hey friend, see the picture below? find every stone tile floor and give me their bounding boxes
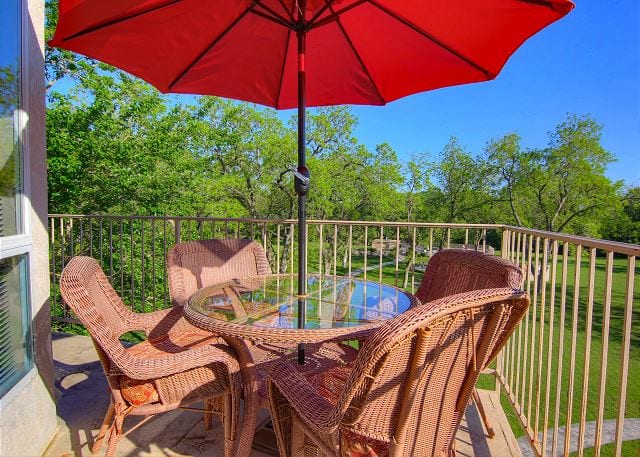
[43,333,521,457]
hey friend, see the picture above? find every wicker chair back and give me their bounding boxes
[167,238,271,308]
[415,249,522,305]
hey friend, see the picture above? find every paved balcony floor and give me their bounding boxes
[43,333,522,457]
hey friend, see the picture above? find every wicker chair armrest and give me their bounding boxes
[118,342,239,380]
[125,308,175,334]
[267,362,340,434]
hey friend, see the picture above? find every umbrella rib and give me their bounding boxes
[251,9,295,30]
[275,29,292,109]
[168,5,255,91]
[368,0,495,79]
[60,0,183,43]
[308,0,337,26]
[328,3,385,105]
[276,0,296,22]
[252,1,295,29]
[309,0,368,30]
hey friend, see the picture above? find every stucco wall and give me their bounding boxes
[0,0,57,455]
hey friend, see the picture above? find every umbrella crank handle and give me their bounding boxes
[292,166,310,196]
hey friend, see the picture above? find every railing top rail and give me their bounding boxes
[47,214,503,229]
[505,226,640,256]
[47,215,640,256]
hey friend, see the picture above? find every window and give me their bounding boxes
[0,0,32,398]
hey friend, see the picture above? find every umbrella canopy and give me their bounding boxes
[50,0,573,364]
[50,0,573,109]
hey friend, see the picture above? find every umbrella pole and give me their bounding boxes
[295,30,309,365]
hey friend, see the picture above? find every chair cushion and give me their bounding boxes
[340,430,389,457]
[120,378,160,406]
[309,364,390,457]
[119,329,225,406]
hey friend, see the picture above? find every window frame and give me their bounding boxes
[0,0,35,400]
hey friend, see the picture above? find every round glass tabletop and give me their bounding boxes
[187,274,414,330]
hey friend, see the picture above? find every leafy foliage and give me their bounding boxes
[44,0,633,243]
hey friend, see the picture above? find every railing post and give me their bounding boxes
[174,218,181,245]
[501,228,510,259]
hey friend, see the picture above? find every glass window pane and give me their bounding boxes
[0,255,32,398]
[0,0,22,237]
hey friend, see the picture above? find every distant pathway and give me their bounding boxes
[518,419,640,456]
[349,260,396,277]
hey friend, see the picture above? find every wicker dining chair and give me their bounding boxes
[167,238,358,408]
[167,238,271,308]
[59,256,241,457]
[413,248,523,437]
[267,288,529,457]
[415,248,522,305]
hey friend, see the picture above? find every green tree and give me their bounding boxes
[602,187,640,244]
[486,114,621,235]
[427,137,495,224]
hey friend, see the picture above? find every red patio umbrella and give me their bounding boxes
[50,0,573,363]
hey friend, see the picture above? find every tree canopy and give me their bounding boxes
[44,0,635,244]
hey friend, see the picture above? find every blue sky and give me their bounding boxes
[280,0,640,187]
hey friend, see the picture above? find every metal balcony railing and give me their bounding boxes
[48,214,639,457]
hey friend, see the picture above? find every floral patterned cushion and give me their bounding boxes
[120,377,159,406]
[309,365,390,457]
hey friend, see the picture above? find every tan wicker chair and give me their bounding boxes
[167,238,271,308]
[415,248,522,305]
[413,248,523,437]
[59,256,241,457]
[267,288,529,457]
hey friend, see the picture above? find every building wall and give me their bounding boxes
[0,0,57,455]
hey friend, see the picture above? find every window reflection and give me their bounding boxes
[0,0,22,237]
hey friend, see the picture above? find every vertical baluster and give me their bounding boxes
[482,228,486,253]
[120,218,124,296]
[564,244,582,457]
[429,228,433,256]
[163,219,168,308]
[130,218,135,310]
[363,226,368,281]
[277,224,281,273]
[411,227,416,293]
[576,247,597,456]
[527,237,540,426]
[395,226,400,286]
[290,222,295,274]
[152,218,156,311]
[99,218,103,266]
[50,219,57,315]
[348,225,353,277]
[542,239,558,456]
[318,224,323,275]
[614,255,635,457]
[520,235,534,414]
[141,219,145,312]
[551,241,569,457]
[593,250,612,457]
[379,226,384,283]
[108,219,113,280]
[333,224,338,276]
[534,238,549,445]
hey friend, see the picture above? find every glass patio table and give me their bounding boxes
[183,274,418,457]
